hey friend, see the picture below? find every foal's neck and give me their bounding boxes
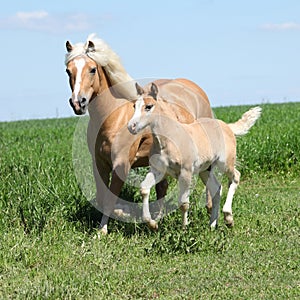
[150,102,178,151]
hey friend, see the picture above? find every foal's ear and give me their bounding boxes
[66,41,73,53]
[149,83,158,100]
[135,82,144,96]
[87,41,96,53]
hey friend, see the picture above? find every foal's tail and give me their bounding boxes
[228,106,262,136]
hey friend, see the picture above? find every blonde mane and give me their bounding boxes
[65,34,137,99]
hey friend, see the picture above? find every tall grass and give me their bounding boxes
[214,103,300,176]
[0,103,299,299]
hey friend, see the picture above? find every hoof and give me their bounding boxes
[113,208,131,219]
[223,212,234,227]
[210,220,218,230]
[180,202,189,212]
[94,226,108,238]
[148,219,158,231]
[113,208,125,217]
[182,223,189,231]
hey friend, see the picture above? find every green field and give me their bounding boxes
[0,103,299,299]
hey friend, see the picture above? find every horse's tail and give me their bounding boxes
[228,106,262,136]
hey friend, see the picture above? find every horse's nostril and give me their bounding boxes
[81,98,87,104]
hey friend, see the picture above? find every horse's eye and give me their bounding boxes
[66,69,71,76]
[145,105,153,111]
[133,104,136,109]
[90,67,97,74]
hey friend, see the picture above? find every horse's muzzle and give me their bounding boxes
[127,122,138,135]
[69,98,87,115]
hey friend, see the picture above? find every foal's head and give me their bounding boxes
[127,83,159,135]
[65,41,102,115]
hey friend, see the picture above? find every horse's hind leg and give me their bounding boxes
[206,187,213,215]
[205,171,222,229]
[200,171,222,218]
[178,172,193,229]
[222,168,240,227]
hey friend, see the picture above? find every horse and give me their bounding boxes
[65,34,214,234]
[128,83,261,229]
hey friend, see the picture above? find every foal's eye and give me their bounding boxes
[133,104,136,109]
[90,67,97,74]
[145,105,153,111]
[66,69,71,76]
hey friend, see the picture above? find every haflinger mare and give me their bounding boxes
[65,34,216,235]
[128,83,261,230]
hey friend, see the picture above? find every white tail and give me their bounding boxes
[228,106,262,136]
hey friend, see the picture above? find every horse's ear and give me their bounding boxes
[135,82,144,96]
[66,41,73,53]
[149,83,158,100]
[87,41,96,52]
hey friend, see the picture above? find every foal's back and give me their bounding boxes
[183,118,236,170]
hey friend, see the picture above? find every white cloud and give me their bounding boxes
[0,11,92,33]
[261,22,300,31]
[16,11,49,21]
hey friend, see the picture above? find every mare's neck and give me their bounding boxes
[88,65,128,122]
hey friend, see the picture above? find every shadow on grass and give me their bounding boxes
[68,186,151,237]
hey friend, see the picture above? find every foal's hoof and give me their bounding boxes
[224,212,234,227]
[210,220,218,230]
[148,220,158,231]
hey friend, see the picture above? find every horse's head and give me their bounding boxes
[128,82,159,135]
[65,41,101,115]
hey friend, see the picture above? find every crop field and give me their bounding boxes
[0,103,299,299]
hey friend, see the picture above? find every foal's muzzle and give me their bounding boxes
[127,121,138,135]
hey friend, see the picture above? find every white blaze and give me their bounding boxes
[73,58,86,102]
[128,96,145,134]
[132,96,144,121]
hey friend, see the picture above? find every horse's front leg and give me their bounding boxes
[141,168,164,230]
[99,164,129,235]
[92,161,111,235]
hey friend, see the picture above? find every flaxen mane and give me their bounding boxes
[65,34,136,99]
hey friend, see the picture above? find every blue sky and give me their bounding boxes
[0,0,299,121]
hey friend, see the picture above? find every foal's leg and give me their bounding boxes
[140,168,165,230]
[199,171,211,213]
[222,168,240,227]
[200,171,221,217]
[155,179,168,221]
[206,187,213,215]
[205,171,222,228]
[178,172,192,229]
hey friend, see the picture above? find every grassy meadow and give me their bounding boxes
[0,103,299,299]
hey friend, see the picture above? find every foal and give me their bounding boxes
[128,83,261,229]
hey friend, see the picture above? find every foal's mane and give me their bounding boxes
[65,34,136,98]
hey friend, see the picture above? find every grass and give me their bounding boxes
[0,103,299,299]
